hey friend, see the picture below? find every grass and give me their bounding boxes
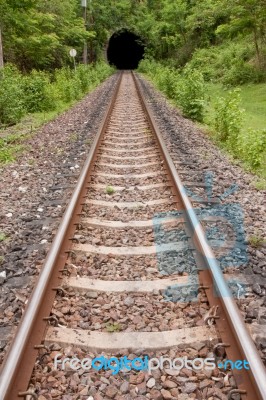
[0,104,73,165]
[0,65,113,165]
[252,178,266,190]
[0,134,26,164]
[205,83,266,130]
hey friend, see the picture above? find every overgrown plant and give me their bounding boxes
[214,90,243,142]
[175,68,205,122]
[238,128,266,169]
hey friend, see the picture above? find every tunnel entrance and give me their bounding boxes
[107,29,144,70]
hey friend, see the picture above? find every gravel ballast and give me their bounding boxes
[136,73,266,363]
[0,70,265,373]
[0,73,119,364]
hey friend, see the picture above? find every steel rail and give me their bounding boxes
[133,71,266,400]
[0,72,123,400]
[1,70,265,399]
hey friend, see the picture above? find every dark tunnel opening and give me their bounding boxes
[107,29,145,70]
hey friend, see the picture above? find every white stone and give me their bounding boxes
[18,186,27,193]
[147,378,156,388]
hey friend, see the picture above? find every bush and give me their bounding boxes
[222,61,264,86]
[22,70,55,112]
[186,39,264,85]
[238,128,266,168]
[0,62,113,127]
[0,65,26,125]
[139,59,205,122]
[214,89,243,142]
[175,68,205,122]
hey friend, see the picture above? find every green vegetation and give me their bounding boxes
[0,232,7,242]
[0,0,265,174]
[0,62,113,164]
[106,322,121,332]
[206,83,266,131]
[0,62,113,127]
[248,234,266,248]
[0,133,25,163]
[139,60,205,122]
[252,178,266,190]
[139,59,265,175]
[106,185,115,195]
[137,0,266,178]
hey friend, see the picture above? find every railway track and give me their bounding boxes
[0,71,266,399]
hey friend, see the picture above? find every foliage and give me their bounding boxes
[0,133,24,163]
[0,0,265,85]
[0,65,26,125]
[22,70,55,113]
[238,128,266,168]
[0,0,92,70]
[106,322,121,332]
[186,40,265,85]
[140,59,265,173]
[212,89,265,170]
[214,90,243,142]
[175,68,205,121]
[0,232,7,242]
[139,59,205,122]
[0,62,113,127]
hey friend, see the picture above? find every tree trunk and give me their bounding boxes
[0,27,4,69]
[83,6,88,64]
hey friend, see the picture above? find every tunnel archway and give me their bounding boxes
[107,29,145,70]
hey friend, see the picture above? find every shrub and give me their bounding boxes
[175,68,205,122]
[214,89,243,142]
[186,39,264,85]
[222,61,264,86]
[0,65,26,126]
[54,67,79,103]
[139,60,205,122]
[0,62,113,127]
[238,128,266,168]
[22,70,55,112]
